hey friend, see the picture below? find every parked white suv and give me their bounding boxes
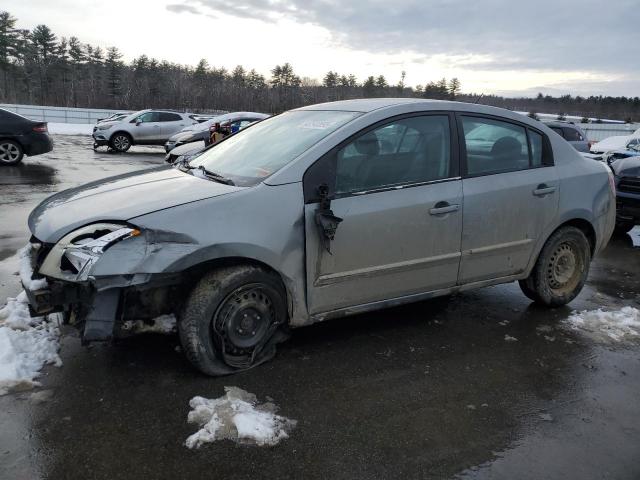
[92,109,198,152]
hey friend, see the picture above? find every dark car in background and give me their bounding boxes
[610,156,640,233]
[545,121,590,152]
[0,108,53,166]
[164,112,269,152]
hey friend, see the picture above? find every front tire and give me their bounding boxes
[109,133,132,152]
[179,265,288,376]
[0,140,24,165]
[519,226,591,307]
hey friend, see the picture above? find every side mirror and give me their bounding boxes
[135,119,142,126]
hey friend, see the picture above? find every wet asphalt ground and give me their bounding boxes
[1,135,640,480]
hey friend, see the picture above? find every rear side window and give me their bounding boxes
[562,127,583,142]
[335,115,452,194]
[529,130,543,167]
[461,116,529,175]
[159,112,182,122]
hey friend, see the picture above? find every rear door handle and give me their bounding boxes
[533,184,556,197]
[429,202,460,215]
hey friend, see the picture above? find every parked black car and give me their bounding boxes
[0,108,53,166]
[611,156,640,233]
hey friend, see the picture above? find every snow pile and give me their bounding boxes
[565,307,640,342]
[18,244,47,291]
[185,387,296,448]
[0,291,62,395]
[47,123,93,136]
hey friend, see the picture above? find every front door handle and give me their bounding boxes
[429,201,460,216]
[533,184,556,197]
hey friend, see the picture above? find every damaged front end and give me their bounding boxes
[22,223,185,343]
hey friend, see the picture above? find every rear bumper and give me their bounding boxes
[20,132,53,157]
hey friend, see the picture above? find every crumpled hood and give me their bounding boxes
[612,156,640,177]
[28,166,242,242]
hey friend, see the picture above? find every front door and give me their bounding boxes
[304,113,463,315]
[133,111,162,141]
[457,114,559,284]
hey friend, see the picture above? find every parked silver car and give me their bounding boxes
[92,109,198,152]
[24,99,615,376]
[164,112,270,152]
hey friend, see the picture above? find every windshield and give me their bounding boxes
[189,110,361,186]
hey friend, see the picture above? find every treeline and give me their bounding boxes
[1,10,639,121]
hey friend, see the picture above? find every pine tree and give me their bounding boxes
[0,11,22,99]
[323,70,338,88]
[362,76,376,97]
[104,46,123,107]
[448,77,461,99]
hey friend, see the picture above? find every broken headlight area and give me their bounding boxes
[38,223,142,282]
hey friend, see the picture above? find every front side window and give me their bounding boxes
[335,115,452,194]
[136,112,160,123]
[461,116,529,175]
[189,110,361,186]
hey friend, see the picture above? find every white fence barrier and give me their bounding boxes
[579,123,640,142]
[0,103,129,124]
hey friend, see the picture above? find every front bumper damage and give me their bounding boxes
[22,241,182,343]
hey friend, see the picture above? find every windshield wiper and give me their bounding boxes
[194,165,235,185]
[175,159,235,185]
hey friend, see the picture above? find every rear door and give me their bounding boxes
[159,112,188,138]
[304,113,463,315]
[457,114,559,284]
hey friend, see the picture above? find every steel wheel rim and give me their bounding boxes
[113,135,129,150]
[547,242,581,292]
[212,283,279,368]
[0,143,20,163]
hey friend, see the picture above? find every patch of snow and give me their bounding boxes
[504,335,518,342]
[0,291,62,396]
[590,135,633,153]
[565,307,640,343]
[47,122,93,135]
[185,387,296,448]
[18,244,47,291]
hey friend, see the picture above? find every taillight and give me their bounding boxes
[32,124,48,133]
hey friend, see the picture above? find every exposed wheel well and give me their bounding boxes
[180,257,291,314]
[0,137,23,148]
[556,218,596,256]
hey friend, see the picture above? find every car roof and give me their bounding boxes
[295,98,544,127]
[296,98,446,113]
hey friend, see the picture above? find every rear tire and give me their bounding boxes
[0,140,24,165]
[519,226,591,307]
[178,265,288,376]
[109,132,132,152]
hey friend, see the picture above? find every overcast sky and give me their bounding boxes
[6,0,640,96]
